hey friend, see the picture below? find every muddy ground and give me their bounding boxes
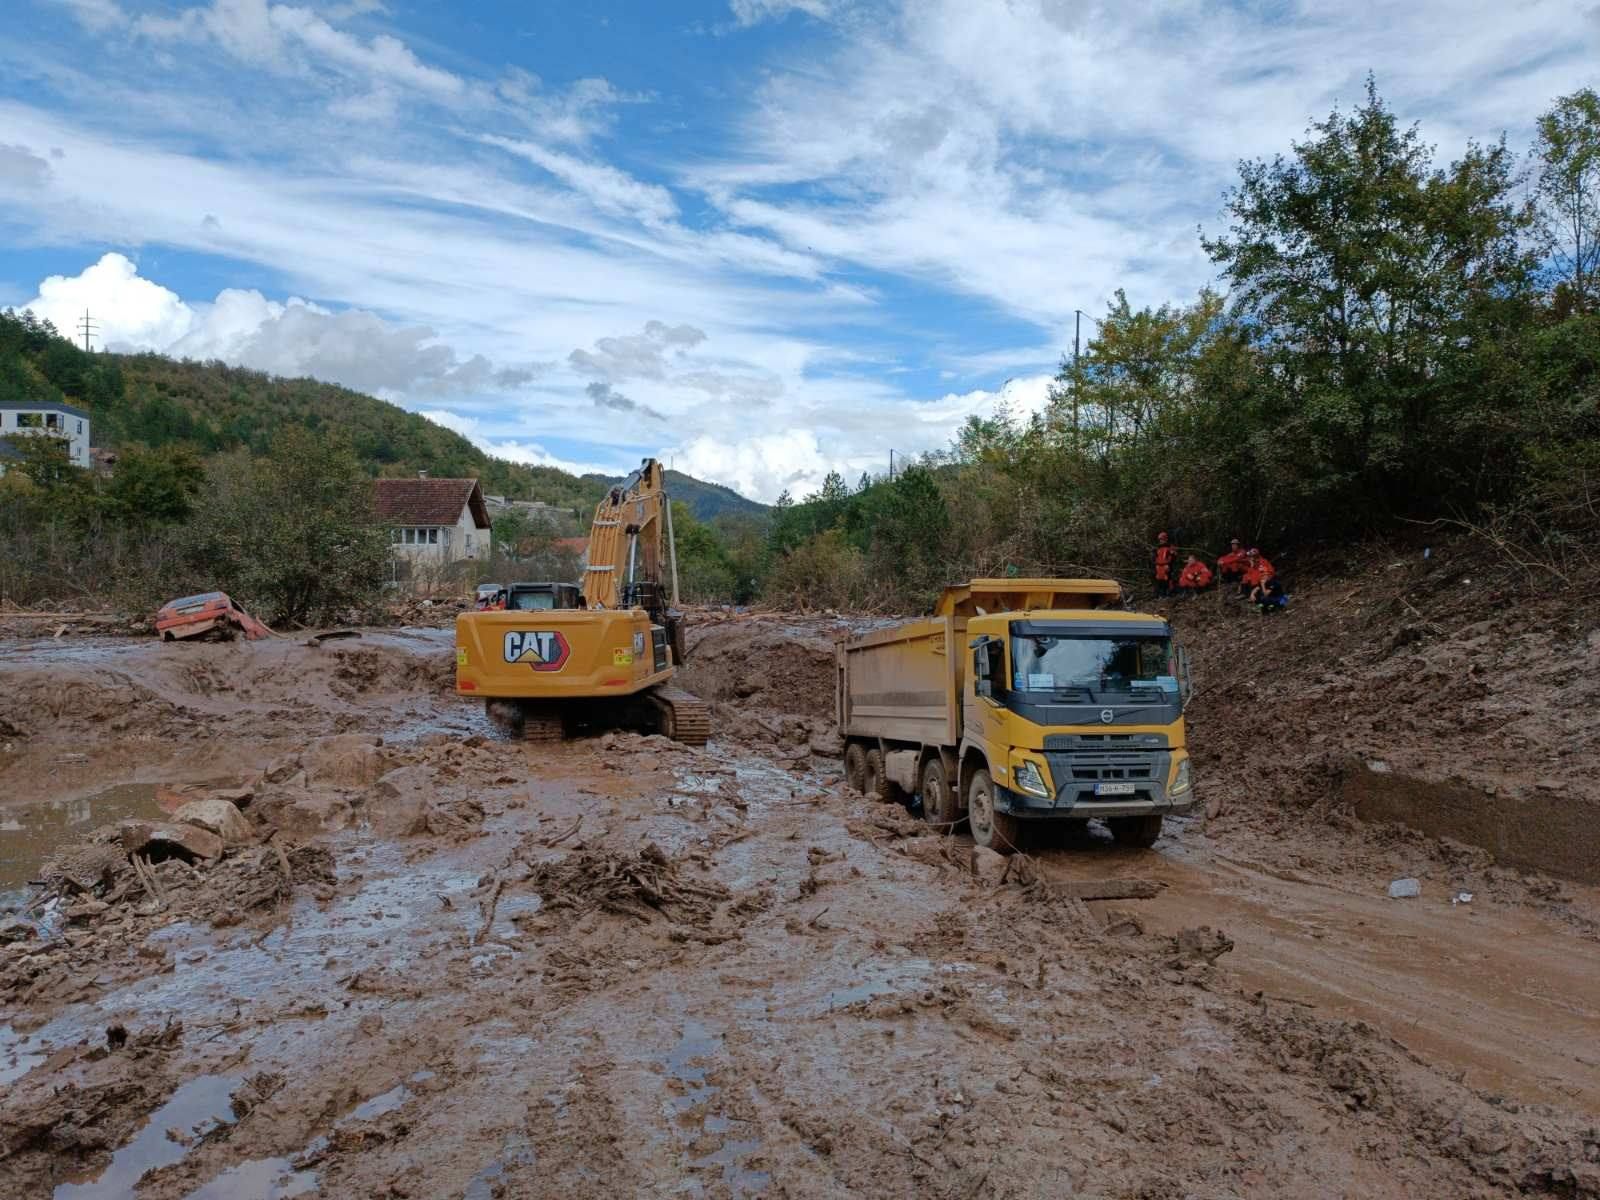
[2,560,1599,1199]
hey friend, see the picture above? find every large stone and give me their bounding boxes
[120,818,224,863]
[252,788,355,838]
[366,765,433,837]
[172,798,255,847]
[303,735,386,788]
[969,846,1011,887]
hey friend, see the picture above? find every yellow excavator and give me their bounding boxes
[454,458,709,744]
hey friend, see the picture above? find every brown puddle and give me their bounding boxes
[0,783,169,895]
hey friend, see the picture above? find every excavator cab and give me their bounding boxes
[505,583,582,612]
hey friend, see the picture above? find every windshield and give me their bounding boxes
[1010,631,1177,701]
[508,591,556,611]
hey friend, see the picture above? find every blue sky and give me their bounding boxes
[2,0,1594,499]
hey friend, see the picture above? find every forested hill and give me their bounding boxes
[586,468,769,520]
[0,312,761,519]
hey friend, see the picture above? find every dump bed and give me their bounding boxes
[837,578,1123,751]
[837,617,960,747]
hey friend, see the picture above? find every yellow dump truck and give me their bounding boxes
[837,579,1195,852]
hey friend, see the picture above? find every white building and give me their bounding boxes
[0,401,92,470]
[373,476,493,568]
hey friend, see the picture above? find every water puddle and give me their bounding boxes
[463,1133,537,1199]
[0,784,212,896]
[184,1156,317,1200]
[54,1073,242,1200]
[0,1023,48,1086]
[661,1021,769,1194]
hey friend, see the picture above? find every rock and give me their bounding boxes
[207,786,255,809]
[366,765,433,837]
[120,818,224,863]
[252,789,355,838]
[304,734,386,788]
[172,798,255,847]
[901,838,952,868]
[0,917,36,944]
[808,733,845,758]
[1388,877,1421,899]
[969,847,1010,886]
[65,899,109,922]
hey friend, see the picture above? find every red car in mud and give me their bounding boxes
[154,592,272,642]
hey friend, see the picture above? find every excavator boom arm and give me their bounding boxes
[582,459,667,610]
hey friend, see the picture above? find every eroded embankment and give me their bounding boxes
[1172,538,1600,884]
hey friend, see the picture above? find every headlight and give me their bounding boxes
[1171,758,1192,795]
[1014,759,1051,798]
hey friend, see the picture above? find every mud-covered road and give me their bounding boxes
[2,622,1598,1199]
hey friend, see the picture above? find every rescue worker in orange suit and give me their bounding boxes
[1243,548,1277,603]
[1176,554,1213,597]
[1216,538,1249,588]
[1153,532,1178,597]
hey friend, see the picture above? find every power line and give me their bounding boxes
[76,309,99,353]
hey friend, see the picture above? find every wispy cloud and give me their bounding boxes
[12,0,1598,503]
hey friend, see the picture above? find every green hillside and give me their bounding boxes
[0,309,762,518]
[587,468,769,521]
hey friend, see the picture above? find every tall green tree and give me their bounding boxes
[1202,77,1537,525]
[182,428,390,625]
[1533,88,1600,315]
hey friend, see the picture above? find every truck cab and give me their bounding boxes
[963,608,1194,850]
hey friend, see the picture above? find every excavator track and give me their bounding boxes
[513,700,565,742]
[650,686,711,746]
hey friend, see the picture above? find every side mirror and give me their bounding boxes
[1175,646,1194,709]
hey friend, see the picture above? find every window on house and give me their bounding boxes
[77,420,83,435]
[45,414,61,430]
[17,413,42,429]
[428,528,439,544]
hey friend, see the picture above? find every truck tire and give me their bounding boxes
[843,743,867,793]
[921,757,957,831]
[864,748,887,802]
[967,768,1022,854]
[1109,814,1163,848]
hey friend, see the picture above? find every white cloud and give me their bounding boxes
[480,135,678,225]
[0,143,52,190]
[24,253,541,398]
[417,409,617,478]
[728,0,834,27]
[51,0,127,32]
[701,0,1600,327]
[27,253,196,348]
[131,0,462,98]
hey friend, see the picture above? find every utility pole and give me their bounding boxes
[889,448,895,482]
[77,309,99,353]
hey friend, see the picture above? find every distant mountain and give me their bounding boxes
[586,468,769,523]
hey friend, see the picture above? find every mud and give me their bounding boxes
[1,591,1598,1199]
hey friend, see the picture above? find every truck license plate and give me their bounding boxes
[1094,782,1136,796]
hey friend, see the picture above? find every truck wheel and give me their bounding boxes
[843,743,867,793]
[921,758,957,831]
[1109,814,1163,848]
[967,768,1022,854]
[864,748,888,802]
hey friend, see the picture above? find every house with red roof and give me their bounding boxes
[373,474,492,567]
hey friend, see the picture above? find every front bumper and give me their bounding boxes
[995,748,1197,820]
